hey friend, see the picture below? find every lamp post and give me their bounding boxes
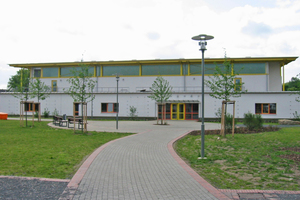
[116,74,120,129]
[192,34,214,159]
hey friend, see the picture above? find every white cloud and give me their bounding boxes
[0,0,299,89]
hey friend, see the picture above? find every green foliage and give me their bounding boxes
[215,107,222,122]
[43,108,50,118]
[205,57,246,101]
[64,64,96,103]
[148,76,173,103]
[243,112,263,131]
[285,73,300,102]
[129,106,138,120]
[52,108,59,116]
[29,78,50,102]
[175,127,300,190]
[285,73,300,91]
[225,113,237,131]
[7,69,30,92]
[0,120,133,179]
[293,111,300,121]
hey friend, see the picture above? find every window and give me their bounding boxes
[189,63,218,75]
[142,64,181,75]
[43,67,58,77]
[51,80,57,92]
[234,78,242,91]
[185,103,199,120]
[60,66,94,77]
[158,104,171,120]
[233,63,265,74]
[25,103,33,112]
[101,103,118,113]
[102,65,139,76]
[33,68,41,78]
[255,103,276,114]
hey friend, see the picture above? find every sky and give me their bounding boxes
[0,0,299,89]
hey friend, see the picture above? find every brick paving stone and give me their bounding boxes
[70,121,221,200]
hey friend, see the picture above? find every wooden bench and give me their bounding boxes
[53,116,68,127]
[68,117,84,129]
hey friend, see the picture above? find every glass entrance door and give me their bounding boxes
[171,103,185,120]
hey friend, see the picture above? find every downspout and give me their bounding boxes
[183,63,186,92]
[266,63,269,92]
[282,63,285,91]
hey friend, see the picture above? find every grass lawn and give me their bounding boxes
[175,127,300,190]
[0,120,133,179]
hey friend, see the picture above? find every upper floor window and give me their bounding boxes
[51,80,57,92]
[33,69,41,78]
[234,78,242,91]
[43,67,58,77]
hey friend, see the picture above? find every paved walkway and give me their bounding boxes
[59,120,226,200]
[57,120,300,200]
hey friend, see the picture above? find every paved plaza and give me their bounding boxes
[60,120,225,200]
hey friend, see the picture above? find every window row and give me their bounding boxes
[32,62,266,78]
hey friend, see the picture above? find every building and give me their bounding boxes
[0,56,298,120]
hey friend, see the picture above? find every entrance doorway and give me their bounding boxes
[171,103,185,120]
[158,102,199,120]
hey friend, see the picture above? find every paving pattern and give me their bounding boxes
[70,121,221,200]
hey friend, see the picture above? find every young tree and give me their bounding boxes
[205,59,245,101]
[29,78,51,102]
[64,64,97,132]
[148,76,173,124]
[29,78,51,121]
[205,57,246,135]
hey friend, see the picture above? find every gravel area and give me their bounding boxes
[0,176,69,200]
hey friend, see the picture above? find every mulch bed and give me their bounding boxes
[190,126,281,136]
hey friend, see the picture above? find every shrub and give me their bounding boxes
[215,107,222,122]
[129,106,138,120]
[225,113,237,131]
[34,111,39,118]
[243,112,263,131]
[52,108,59,116]
[43,108,50,118]
[293,111,300,121]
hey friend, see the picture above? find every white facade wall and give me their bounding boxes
[1,91,299,119]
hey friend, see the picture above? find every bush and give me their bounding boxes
[225,113,237,131]
[52,108,59,116]
[215,107,222,122]
[293,111,300,121]
[34,111,39,118]
[43,108,50,118]
[243,112,263,131]
[129,106,138,120]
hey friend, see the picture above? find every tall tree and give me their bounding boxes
[285,73,300,102]
[64,64,96,132]
[148,76,173,124]
[7,69,30,92]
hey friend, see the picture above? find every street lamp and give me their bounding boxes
[192,34,214,159]
[115,74,120,129]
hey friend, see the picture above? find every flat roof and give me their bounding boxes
[9,56,298,68]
